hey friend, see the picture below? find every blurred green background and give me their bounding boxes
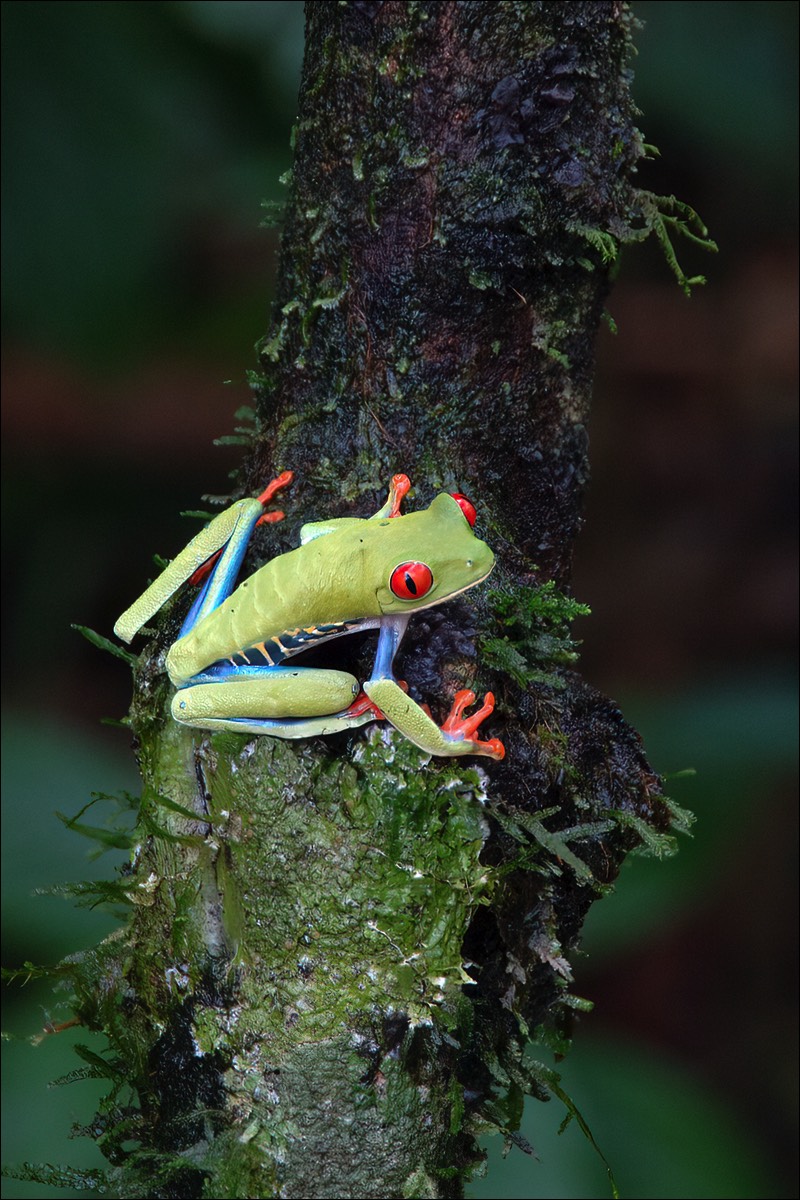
[2,3,796,1197]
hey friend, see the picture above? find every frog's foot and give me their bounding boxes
[371,474,412,520]
[386,474,411,517]
[255,470,294,526]
[441,690,505,760]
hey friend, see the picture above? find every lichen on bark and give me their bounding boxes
[9,5,691,1199]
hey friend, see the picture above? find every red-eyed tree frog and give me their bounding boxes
[114,473,504,760]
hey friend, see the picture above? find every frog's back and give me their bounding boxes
[166,524,380,684]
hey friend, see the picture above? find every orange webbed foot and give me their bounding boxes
[441,690,505,760]
[255,470,294,526]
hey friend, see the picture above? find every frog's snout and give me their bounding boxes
[471,543,495,581]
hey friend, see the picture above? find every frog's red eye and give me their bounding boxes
[390,561,434,601]
[450,493,477,527]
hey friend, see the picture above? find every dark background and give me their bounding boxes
[2,3,797,1197]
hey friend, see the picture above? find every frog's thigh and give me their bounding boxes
[172,668,359,723]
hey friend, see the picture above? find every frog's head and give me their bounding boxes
[374,492,495,615]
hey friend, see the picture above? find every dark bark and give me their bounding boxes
[57,5,680,1198]
[257,1,639,586]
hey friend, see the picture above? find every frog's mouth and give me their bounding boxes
[427,560,495,608]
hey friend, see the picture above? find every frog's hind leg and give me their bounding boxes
[171,665,376,739]
[114,499,257,643]
[180,472,294,637]
[177,498,266,638]
[114,472,292,645]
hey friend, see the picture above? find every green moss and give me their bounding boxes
[569,223,619,266]
[482,582,591,685]
[627,192,718,296]
[468,269,493,291]
[173,730,495,1045]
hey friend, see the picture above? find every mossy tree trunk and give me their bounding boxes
[70,4,677,1198]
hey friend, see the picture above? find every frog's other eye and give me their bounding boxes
[450,493,477,527]
[390,561,434,600]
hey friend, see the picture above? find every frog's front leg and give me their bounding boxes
[363,618,505,760]
[171,665,378,739]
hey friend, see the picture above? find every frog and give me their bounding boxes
[114,472,504,759]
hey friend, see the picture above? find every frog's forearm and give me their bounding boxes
[363,678,503,759]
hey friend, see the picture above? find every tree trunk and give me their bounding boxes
[68,4,678,1198]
